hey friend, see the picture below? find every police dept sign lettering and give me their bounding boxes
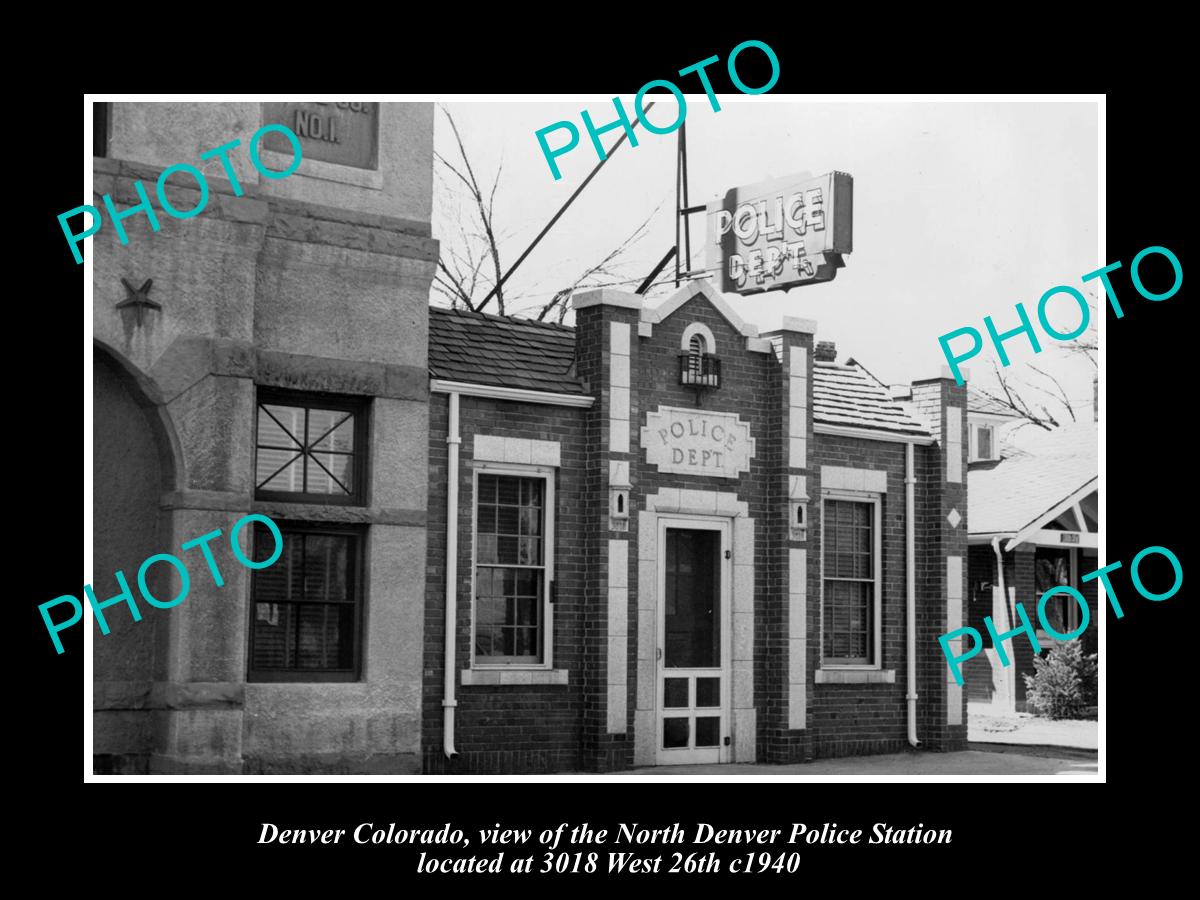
[706,171,853,295]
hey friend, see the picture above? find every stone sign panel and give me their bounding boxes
[641,407,756,479]
[261,102,379,169]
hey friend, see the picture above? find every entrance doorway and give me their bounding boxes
[655,518,731,765]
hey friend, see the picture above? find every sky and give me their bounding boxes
[432,99,1099,417]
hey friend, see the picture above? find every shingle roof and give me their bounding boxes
[428,305,583,394]
[812,361,933,438]
[969,421,1098,534]
[427,308,933,441]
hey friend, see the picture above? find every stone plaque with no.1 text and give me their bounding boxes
[261,102,379,169]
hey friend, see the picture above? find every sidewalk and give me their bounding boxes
[617,750,1096,776]
[968,703,1097,751]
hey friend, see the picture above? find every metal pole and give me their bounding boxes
[681,121,692,273]
[637,246,677,294]
[674,127,682,287]
[478,102,656,311]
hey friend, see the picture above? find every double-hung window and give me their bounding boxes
[821,493,882,667]
[473,468,554,667]
[970,424,996,462]
[249,389,368,681]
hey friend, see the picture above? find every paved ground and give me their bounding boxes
[619,749,1096,776]
[967,704,1098,750]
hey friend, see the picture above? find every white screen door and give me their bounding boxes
[655,517,732,765]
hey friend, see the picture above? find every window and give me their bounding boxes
[255,390,367,504]
[970,424,996,462]
[248,523,362,681]
[821,494,882,666]
[473,469,554,666]
[1035,547,1081,637]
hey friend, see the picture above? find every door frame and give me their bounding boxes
[654,514,732,765]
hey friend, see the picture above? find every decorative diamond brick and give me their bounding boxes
[946,508,961,529]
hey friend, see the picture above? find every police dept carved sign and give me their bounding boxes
[642,407,755,479]
[706,170,854,295]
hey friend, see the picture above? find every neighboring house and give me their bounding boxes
[423,282,971,773]
[963,398,1099,712]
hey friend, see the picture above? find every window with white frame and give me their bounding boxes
[821,493,882,667]
[473,467,554,666]
[970,423,996,462]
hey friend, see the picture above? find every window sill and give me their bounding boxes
[461,668,569,686]
[815,669,896,684]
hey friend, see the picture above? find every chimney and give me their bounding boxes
[814,341,837,362]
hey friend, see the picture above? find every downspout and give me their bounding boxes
[443,391,461,760]
[991,536,1008,623]
[905,442,920,748]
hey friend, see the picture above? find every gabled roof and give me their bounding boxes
[813,361,933,438]
[426,304,932,442]
[428,305,584,394]
[968,420,1098,535]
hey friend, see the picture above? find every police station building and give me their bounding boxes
[424,285,971,773]
[90,101,970,775]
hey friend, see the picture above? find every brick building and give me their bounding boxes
[423,281,970,773]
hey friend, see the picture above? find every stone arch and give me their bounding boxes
[92,341,184,773]
[93,339,184,492]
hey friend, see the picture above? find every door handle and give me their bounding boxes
[656,647,663,662]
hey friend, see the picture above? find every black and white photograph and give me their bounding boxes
[76,95,1110,782]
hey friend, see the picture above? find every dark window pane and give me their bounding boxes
[477,535,498,564]
[664,529,720,668]
[252,603,292,668]
[695,716,720,747]
[696,677,720,708]
[259,405,304,448]
[664,678,689,708]
[249,527,359,678]
[308,409,354,452]
[304,534,349,602]
[257,449,303,492]
[295,603,350,669]
[496,477,520,505]
[309,453,353,495]
[496,504,520,536]
[663,717,689,748]
[255,529,301,603]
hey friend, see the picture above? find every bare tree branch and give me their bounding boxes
[439,106,507,314]
[1027,363,1077,423]
[533,203,662,322]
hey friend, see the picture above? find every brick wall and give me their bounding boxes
[424,289,969,771]
[629,296,776,764]
[808,435,913,758]
[423,394,589,774]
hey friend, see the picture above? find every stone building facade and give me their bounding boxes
[91,102,436,773]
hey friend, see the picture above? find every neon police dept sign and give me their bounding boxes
[705,171,853,295]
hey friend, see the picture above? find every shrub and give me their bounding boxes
[1023,639,1098,719]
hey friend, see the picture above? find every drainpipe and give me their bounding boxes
[443,392,461,760]
[991,536,1008,624]
[905,442,920,748]
[992,535,1010,711]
